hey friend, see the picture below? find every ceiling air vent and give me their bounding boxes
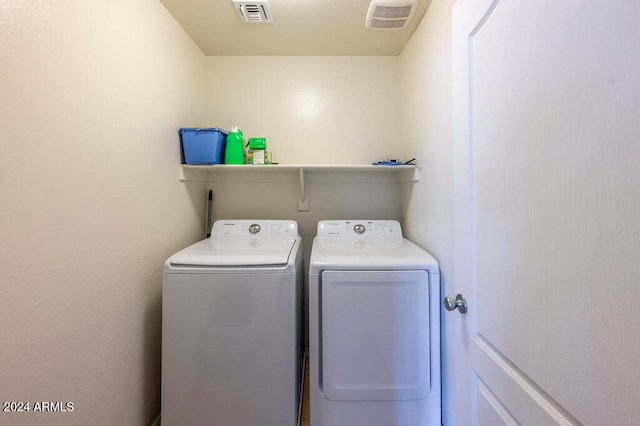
[365,0,417,30]
[232,0,273,23]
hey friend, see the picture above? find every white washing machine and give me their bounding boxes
[162,220,303,426]
[309,220,440,426]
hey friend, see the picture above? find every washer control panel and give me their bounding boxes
[211,220,298,238]
[316,220,402,239]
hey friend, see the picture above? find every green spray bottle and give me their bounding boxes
[224,126,245,164]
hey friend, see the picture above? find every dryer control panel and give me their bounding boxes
[316,220,402,239]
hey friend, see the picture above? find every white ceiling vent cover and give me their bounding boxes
[232,0,272,23]
[365,0,417,30]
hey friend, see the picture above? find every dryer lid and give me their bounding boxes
[170,237,297,267]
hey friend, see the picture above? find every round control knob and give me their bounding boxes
[353,224,366,234]
[249,224,261,234]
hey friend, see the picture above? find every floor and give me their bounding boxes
[300,357,310,426]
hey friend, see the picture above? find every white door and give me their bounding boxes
[448,1,640,425]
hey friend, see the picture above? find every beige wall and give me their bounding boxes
[399,0,455,263]
[398,0,456,419]
[206,56,400,165]
[0,0,207,425]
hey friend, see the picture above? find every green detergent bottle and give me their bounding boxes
[224,126,245,164]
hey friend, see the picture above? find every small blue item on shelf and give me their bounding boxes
[372,158,416,166]
[179,128,228,165]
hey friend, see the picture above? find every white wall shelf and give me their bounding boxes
[178,164,420,211]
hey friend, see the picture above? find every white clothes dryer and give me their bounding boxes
[162,220,303,426]
[309,220,440,426]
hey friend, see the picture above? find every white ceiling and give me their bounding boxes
[159,0,432,56]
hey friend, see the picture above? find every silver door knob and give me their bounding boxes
[444,294,468,314]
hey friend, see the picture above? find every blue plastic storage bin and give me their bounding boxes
[179,128,228,164]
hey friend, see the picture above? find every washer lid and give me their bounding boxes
[170,237,297,266]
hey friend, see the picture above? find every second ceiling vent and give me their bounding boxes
[365,0,417,30]
[232,0,273,23]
